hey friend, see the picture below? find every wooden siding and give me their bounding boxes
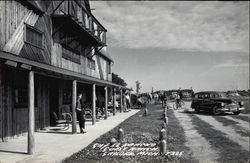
[0,63,3,141]
[0,66,50,140]
[0,0,30,49]
[35,75,50,129]
[51,42,111,81]
[1,1,39,55]
[0,0,112,81]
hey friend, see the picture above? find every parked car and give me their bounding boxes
[166,90,179,101]
[191,91,245,115]
[227,91,240,97]
[181,89,194,101]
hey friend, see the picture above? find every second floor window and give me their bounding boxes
[25,24,43,49]
[87,58,95,70]
[107,62,111,74]
[62,44,81,64]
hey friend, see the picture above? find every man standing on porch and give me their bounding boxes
[76,94,86,134]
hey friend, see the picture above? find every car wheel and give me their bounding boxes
[233,111,241,115]
[213,106,220,115]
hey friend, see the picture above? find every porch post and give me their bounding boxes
[113,88,116,116]
[28,70,35,154]
[72,80,77,134]
[104,86,108,119]
[129,91,132,109]
[120,89,123,113]
[92,84,96,125]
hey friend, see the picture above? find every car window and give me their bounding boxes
[204,94,210,99]
[182,92,191,97]
[213,92,227,98]
[198,94,203,99]
[219,93,227,98]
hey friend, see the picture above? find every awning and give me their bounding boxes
[0,51,127,89]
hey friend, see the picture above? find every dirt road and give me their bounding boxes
[170,101,249,163]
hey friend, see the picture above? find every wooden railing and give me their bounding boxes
[66,0,107,44]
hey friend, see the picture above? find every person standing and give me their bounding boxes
[125,93,131,109]
[76,94,86,134]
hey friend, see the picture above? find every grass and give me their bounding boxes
[189,114,249,163]
[63,104,197,163]
[213,116,250,137]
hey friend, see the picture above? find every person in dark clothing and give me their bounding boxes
[179,90,183,100]
[76,94,86,134]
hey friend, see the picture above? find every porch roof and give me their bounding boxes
[0,51,127,90]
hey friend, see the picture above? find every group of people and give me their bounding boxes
[152,89,184,108]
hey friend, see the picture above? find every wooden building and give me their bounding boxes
[0,0,126,153]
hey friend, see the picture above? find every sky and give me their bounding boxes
[90,1,249,93]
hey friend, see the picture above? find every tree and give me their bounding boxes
[112,73,127,87]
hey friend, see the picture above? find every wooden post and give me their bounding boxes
[159,140,167,155]
[92,84,96,125]
[28,70,35,154]
[164,116,168,125]
[120,89,123,112]
[113,88,116,116]
[129,91,131,109]
[144,107,148,116]
[118,127,124,142]
[159,128,167,141]
[104,86,108,119]
[72,80,77,134]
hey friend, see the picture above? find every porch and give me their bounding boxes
[0,52,131,155]
[0,109,139,163]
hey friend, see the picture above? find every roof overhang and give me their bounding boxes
[0,51,127,89]
[19,0,44,15]
[96,49,114,63]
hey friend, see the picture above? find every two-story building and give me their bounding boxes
[0,0,126,153]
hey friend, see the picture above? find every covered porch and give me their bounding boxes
[0,51,132,154]
[0,109,139,163]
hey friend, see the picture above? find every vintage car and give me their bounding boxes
[181,89,194,101]
[166,90,179,101]
[191,91,244,115]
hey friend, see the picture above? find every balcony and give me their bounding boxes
[51,0,107,46]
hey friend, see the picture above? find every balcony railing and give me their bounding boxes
[53,0,107,45]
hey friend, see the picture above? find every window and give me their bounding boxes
[107,62,111,74]
[14,87,38,108]
[87,58,95,70]
[203,94,209,99]
[62,45,81,64]
[62,89,72,105]
[25,24,43,49]
[14,88,28,107]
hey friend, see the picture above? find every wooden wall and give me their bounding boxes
[0,0,31,49]
[0,0,112,82]
[35,75,50,129]
[0,66,50,141]
[51,43,111,81]
[0,63,3,141]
